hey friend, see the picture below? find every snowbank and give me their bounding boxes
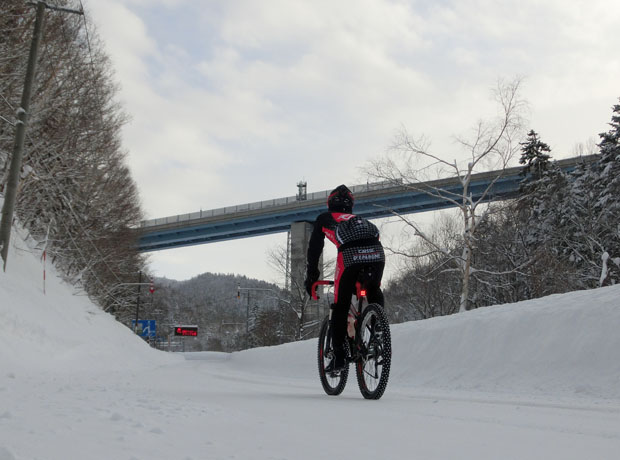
[0,226,176,374]
[207,284,620,401]
[389,286,620,399]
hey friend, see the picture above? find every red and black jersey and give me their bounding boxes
[307,212,384,273]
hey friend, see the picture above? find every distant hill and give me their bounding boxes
[149,273,293,352]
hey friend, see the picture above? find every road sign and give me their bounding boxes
[174,325,198,337]
[132,319,156,338]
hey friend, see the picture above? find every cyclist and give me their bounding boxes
[305,184,385,372]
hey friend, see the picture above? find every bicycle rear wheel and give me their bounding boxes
[355,303,391,399]
[317,316,349,396]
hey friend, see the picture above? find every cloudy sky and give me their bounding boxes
[85,0,620,283]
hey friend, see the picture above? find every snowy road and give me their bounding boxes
[3,351,620,460]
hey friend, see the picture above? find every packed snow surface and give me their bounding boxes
[1,228,620,460]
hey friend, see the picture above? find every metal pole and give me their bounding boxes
[134,271,142,334]
[246,291,250,334]
[285,230,290,291]
[0,1,46,270]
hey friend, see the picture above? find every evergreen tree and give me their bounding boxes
[519,129,552,182]
[595,100,620,217]
[598,100,620,164]
[516,130,559,248]
[592,99,620,284]
[541,100,620,287]
[512,130,586,295]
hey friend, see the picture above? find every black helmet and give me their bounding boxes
[327,184,354,212]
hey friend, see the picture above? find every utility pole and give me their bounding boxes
[246,290,250,334]
[0,1,83,271]
[134,271,142,334]
[285,230,290,291]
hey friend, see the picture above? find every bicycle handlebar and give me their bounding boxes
[311,280,334,300]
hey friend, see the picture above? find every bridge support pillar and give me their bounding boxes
[290,221,326,338]
[290,221,317,295]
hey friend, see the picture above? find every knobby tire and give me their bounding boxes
[317,316,349,396]
[355,303,391,400]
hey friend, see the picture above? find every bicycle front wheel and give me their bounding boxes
[355,303,391,399]
[317,316,349,396]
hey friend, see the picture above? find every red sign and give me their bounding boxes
[174,326,198,337]
[149,281,155,294]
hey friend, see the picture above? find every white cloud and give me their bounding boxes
[85,1,156,90]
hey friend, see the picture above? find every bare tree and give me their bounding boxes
[571,137,599,157]
[385,216,461,321]
[0,2,147,321]
[370,78,526,312]
[267,243,336,339]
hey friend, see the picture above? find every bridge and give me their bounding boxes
[137,155,592,253]
[137,155,593,291]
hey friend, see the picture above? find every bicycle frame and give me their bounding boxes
[312,280,367,348]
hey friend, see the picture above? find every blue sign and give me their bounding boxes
[132,319,156,338]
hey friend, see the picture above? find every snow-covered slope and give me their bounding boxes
[1,226,620,460]
[0,227,176,374]
[231,286,620,401]
[390,287,620,400]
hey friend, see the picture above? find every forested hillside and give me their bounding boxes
[146,273,298,352]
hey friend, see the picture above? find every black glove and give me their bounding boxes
[305,268,320,297]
